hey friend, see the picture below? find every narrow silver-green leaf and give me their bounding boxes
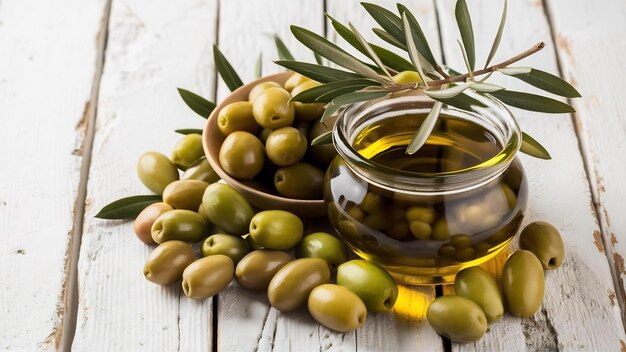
[177,88,216,119]
[372,28,407,50]
[361,3,405,44]
[274,34,295,61]
[489,90,576,113]
[213,44,244,91]
[348,22,393,79]
[311,130,333,145]
[315,85,377,103]
[255,53,263,78]
[275,60,363,83]
[402,13,427,85]
[471,82,504,93]
[314,52,324,66]
[521,131,551,159]
[175,128,203,135]
[397,3,439,70]
[501,68,581,97]
[432,92,487,111]
[407,101,443,154]
[424,83,472,99]
[457,40,473,78]
[321,90,389,122]
[290,79,376,103]
[455,0,475,70]
[290,25,387,83]
[321,103,342,122]
[95,195,162,220]
[497,66,531,75]
[484,0,507,68]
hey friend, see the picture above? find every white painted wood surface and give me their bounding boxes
[0,0,108,351]
[547,0,626,327]
[436,0,626,350]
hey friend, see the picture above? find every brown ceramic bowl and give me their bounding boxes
[202,72,326,218]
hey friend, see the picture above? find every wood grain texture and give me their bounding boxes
[72,0,217,350]
[436,0,626,350]
[547,0,626,327]
[0,0,108,350]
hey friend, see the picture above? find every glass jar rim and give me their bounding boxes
[332,90,522,194]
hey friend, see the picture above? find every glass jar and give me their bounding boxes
[324,91,528,285]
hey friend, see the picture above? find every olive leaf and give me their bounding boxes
[347,22,393,79]
[402,13,427,84]
[425,83,472,99]
[274,34,295,61]
[290,25,388,83]
[397,3,439,71]
[457,40,473,79]
[489,90,575,113]
[455,0,475,70]
[314,52,324,66]
[177,88,216,119]
[175,128,203,135]
[471,82,504,93]
[372,28,407,50]
[484,0,507,68]
[275,60,363,83]
[406,101,443,154]
[361,3,405,45]
[499,68,581,98]
[321,90,389,122]
[497,66,531,75]
[213,44,243,91]
[95,195,162,220]
[255,53,263,78]
[520,131,551,159]
[432,92,487,111]
[290,79,376,103]
[311,130,332,146]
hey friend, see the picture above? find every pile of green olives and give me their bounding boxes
[216,73,337,199]
[426,221,564,342]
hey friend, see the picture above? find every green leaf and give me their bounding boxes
[361,3,405,44]
[347,22,393,79]
[497,66,531,75]
[455,0,475,70]
[311,130,333,145]
[484,0,507,68]
[489,90,575,113]
[95,195,162,220]
[321,90,389,122]
[500,68,581,98]
[521,131,551,159]
[457,40,473,78]
[177,88,216,119]
[175,128,203,135]
[407,101,443,154]
[290,79,376,103]
[424,83,472,99]
[396,4,439,70]
[274,34,295,61]
[213,44,244,91]
[490,90,575,113]
[314,52,324,66]
[326,14,414,72]
[321,103,342,122]
[290,25,388,83]
[402,13,427,85]
[255,53,262,78]
[275,60,363,83]
[471,82,504,93]
[372,28,407,50]
[433,92,487,111]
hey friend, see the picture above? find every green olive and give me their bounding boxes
[502,250,545,317]
[218,101,260,136]
[292,120,311,138]
[405,207,435,224]
[387,222,410,240]
[450,234,472,249]
[437,244,456,258]
[258,128,273,144]
[274,162,324,199]
[249,210,303,250]
[265,127,307,166]
[201,234,251,264]
[143,240,195,285]
[392,70,423,85]
[426,296,487,342]
[336,259,398,312]
[151,209,208,244]
[249,81,282,102]
[171,134,205,171]
[363,211,388,231]
[308,120,337,168]
[243,233,263,250]
[134,202,173,245]
[268,258,331,312]
[202,183,254,235]
[235,249,292,290]
[136,151,179,194]
[431,219,450,241]
[252,87,295,129]
[162,180,209,211]
[519,221,565,269]
[461,204,488,228]
[296,232,349,268]
[345,205,365,221]
[291,81,324,121]
[455,247,476,262]
[409,221,432,240]
[359,192,383,213]
[454,266,504,323]
[284,73,312,92]
[219,131,264,179]
[181,157,220,184]
[308,284,367,332]
[197,203,211,226]
[337,220,361,240]
[181,255,234,300]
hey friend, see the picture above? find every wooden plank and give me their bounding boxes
[72,0,218,350]
[547,0,626,327]
[0,0,109,350]
[435,0,626,350]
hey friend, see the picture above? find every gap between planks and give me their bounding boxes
[59,1,113,351]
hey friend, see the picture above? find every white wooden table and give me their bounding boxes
[1,0,626,351]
